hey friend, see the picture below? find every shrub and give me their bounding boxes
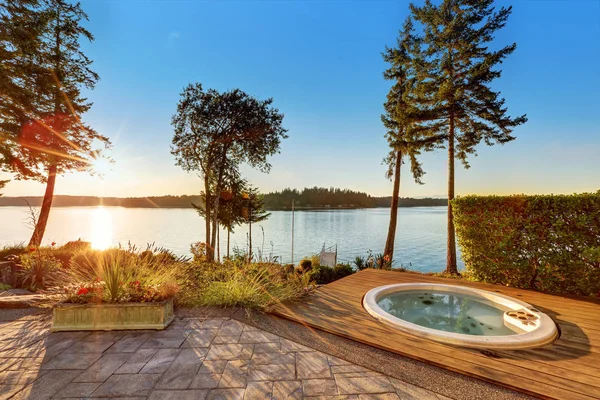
[311,263,355,285]
[180,260,314,309]
[19,249,67,290]
[0,244,25,261]
[66,246,182,303]
[452,193,600,296]
[299,258,312,273]
[354,256,367,270]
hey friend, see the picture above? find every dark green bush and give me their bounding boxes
[299,258,312,273]
[452,193,600,296]
[311,263,355,285]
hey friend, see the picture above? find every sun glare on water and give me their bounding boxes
[90,206,113,250]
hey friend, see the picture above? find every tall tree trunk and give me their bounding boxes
[29,163,57,246]
[204,175,213,262]
[445,115,458,274]
[227,229,230,259]
[30,9,62,248]
[248,220,252,262]
[217,224,220,262]
[384,150,402,263]
[209,149,228,260]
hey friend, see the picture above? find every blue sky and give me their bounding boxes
[4,0,599,197]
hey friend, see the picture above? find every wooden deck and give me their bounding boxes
[270,269,600,400]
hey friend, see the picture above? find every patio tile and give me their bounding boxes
[213,333,241,344]
[11,370,81,400]
[327,356,353,366]
[202,319,226,329]
[254,342,281,353]
[53,382,101,397]
[303,379,338,396]
[115,362,146,374]
[218,320,245,335]
[206,388,245,400]
[0,370,42,386]
[190,373,221,389]
[218,360,248,388]
[247,364,295,381]
[238,330,280,343]
[139,349,180,374]
[156,363,199,389]
[41,353,102,370]
[358,394,400,400]
[107,334,148,353]
[0,384,25,399]
[296,352,331,380]
[148,389,209,400]
[62,339,116,354]
[280,339,313,353]
[205,344,253,361]
[251,352,295,365]
[128,348,158,363]
[272,380,302,400]
[198,360,229,374]
[331,365,371,374]
[140,337,185,349]
[182,330,218,348]
[335,376,393,395]
[73,353,130,382]
[91,374,162,397]
[244,380,273,399]
[5,357,44,371]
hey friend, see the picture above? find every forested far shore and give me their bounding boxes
[0,192,447,209]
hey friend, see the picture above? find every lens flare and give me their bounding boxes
[90,206,112,250]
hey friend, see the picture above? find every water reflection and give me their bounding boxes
[0,206,463,272]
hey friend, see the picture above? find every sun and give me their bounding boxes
[91,155,113,177]
[90,206,112,250]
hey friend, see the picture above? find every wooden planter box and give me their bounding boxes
[51,299,174,332]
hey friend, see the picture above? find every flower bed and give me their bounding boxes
[52,246,183,331]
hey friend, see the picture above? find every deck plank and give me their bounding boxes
[270,269,600,400]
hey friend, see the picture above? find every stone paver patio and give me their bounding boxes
[0,315,447,399]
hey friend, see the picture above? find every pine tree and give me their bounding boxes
[0,0,47,180]
[2,0,110,246]
[382,17,443,264]
[243,186,270,261]
[410,0,527,274]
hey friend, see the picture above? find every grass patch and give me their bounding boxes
[179,260,315,309]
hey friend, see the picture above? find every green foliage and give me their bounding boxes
[407,0,527,274]
[180,260,314,309]
[311,264,355,285]
[453,193,600,296]
[0,283,11,291]
[0,244,26,261]
[171,83,287,261]
[67,246,183,303]
[299,259,312,272]
[354,256,367,271]
[19,249,66,290]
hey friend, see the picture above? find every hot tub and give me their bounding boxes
[363,283,558,350]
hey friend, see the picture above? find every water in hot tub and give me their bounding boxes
[377,290,517,336]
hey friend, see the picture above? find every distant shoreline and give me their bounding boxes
[0,194,448,209]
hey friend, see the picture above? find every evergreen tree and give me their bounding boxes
[0,0,47,181]
[242,186,270,261]
[1,0,110,246]
[382,17,443,264]
[410,0,527,274]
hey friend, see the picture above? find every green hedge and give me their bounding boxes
[452,192,600,296]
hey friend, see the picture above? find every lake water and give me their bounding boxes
[0,206,463,272]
